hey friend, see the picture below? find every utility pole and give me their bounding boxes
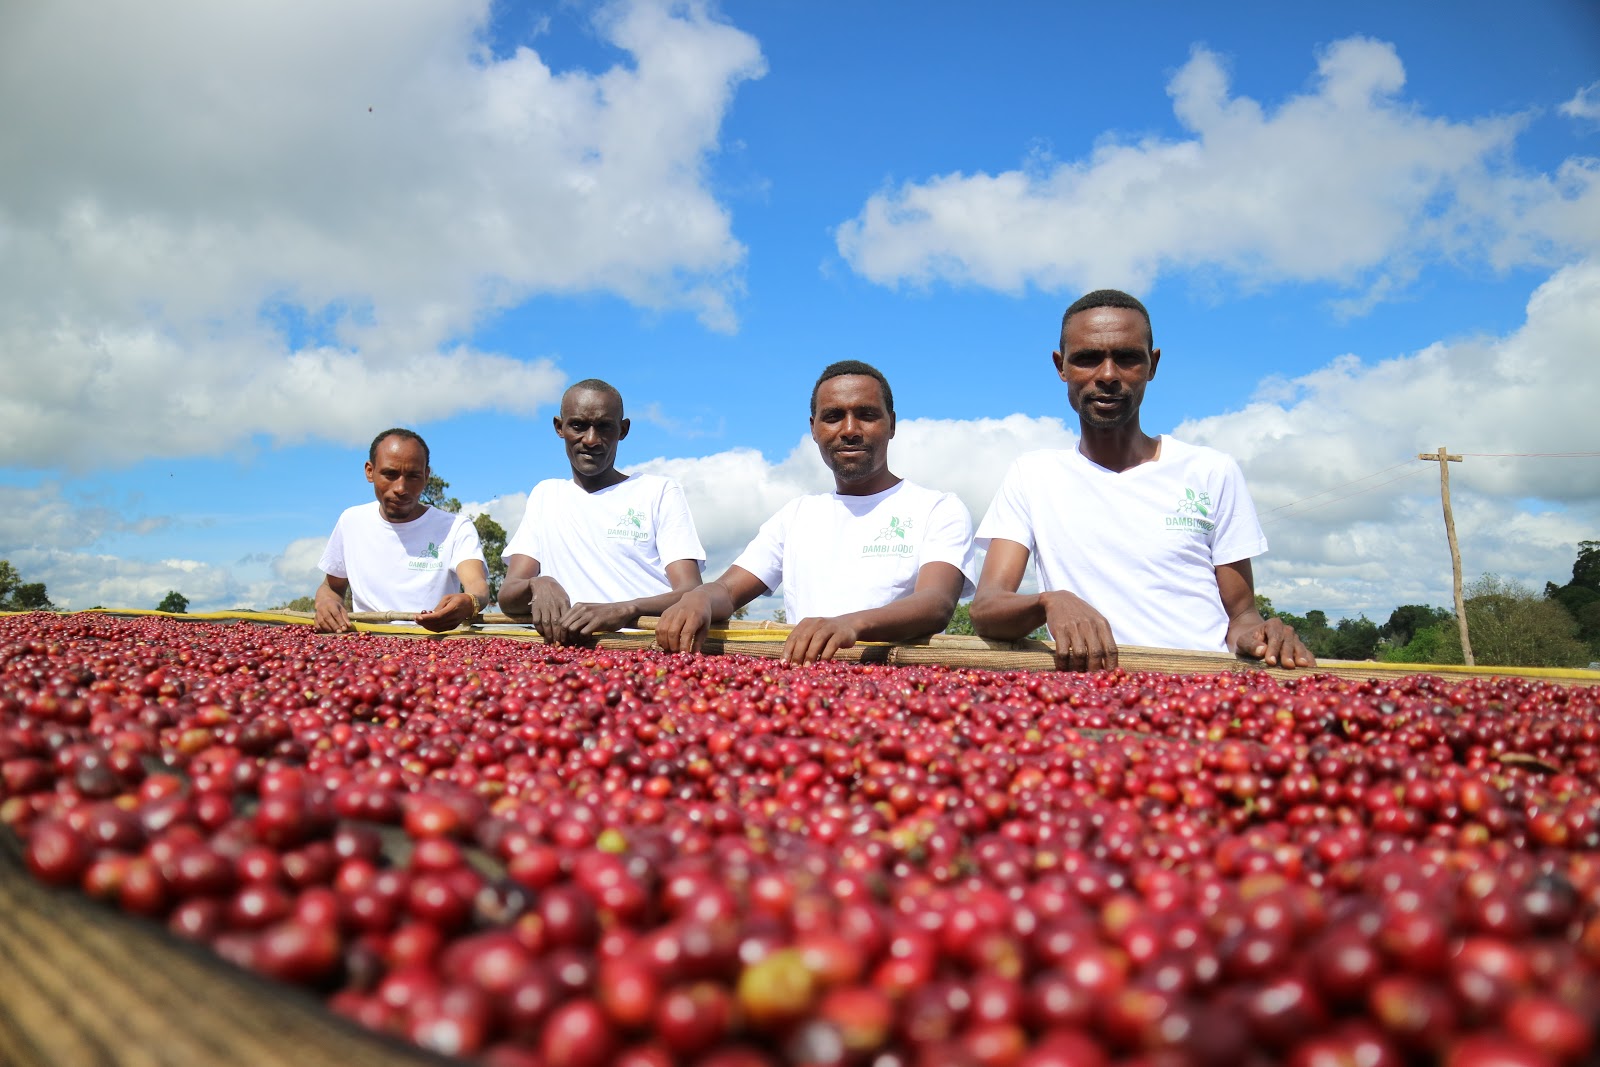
[1419,447,1472,666]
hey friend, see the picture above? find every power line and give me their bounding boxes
[1261,466,1432,527]
[1455,451,1600,458]
[1263,460,1416,514]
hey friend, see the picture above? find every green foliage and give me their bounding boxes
[1382,622,1453,664]
[275,595,317,613]
[1381,604,1453,648]
[474,513,508,598]
[0,559,54,612]
[422,474,462,513]
[772,608,788,625]
[730,603,749,621]
[1572,540,1600,591]
[945,601,975,635]
[157,590,190,614]
[1273,610,1379,661]
[1429,574,1591,668]
[1254,594,1276,619]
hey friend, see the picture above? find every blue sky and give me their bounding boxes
[2,0,1598,622]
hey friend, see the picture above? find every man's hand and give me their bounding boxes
[562,601,639,638]
[656,590,715,654]
[313,579,353,634]
[782,617,859,664]
[528,576,574,643]
[1234,617,1316,668]
[1040,590,1119,672]
[415,592,478,633]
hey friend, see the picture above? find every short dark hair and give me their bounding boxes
[369,427,429,465]
[563,378,625,417]
[1061,289,1153,349]
[810,360,895,418]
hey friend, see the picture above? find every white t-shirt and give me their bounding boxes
[976,437,1268,652]
[504,475,705,604]
[318,503,486,614]
[733,480,977,621]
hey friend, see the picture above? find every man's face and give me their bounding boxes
[1053,306,1161,431]
[365,435,429,523]
[811,374,895,487]
[555,388,629,483]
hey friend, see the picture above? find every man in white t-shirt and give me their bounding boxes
[315,428,491,633]
[498,379,706,643]
[971,290,1313,671]
[656,361,976,663]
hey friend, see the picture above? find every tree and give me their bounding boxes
[474,513,508,599]
[772,608,788,626]
[1428,575,1591,668]
[275,595,316,613]
[0,560,53,612]
[1254,594,1277,619]
[1544,540,1600,657]
[945,602,976,635]
[422,474,461,514]
[158,591,190,614]
[730,603,750,621]
[1381,604,1453,648]
[422,472,507,599]
[1326,616,1380,661]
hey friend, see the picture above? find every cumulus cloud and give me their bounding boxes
[0,484,168,550]
[1561,81,1600,121]
[836,37,1600,299]
[0,0,766,469]
[1180,259,1600,616]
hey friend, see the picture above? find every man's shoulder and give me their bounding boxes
[1160,436,1245,475]
[335,501,380,526]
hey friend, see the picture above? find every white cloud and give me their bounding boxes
[0,483,167,549]
[1180,259,1600,616]
[836,37,1600,299]
[1560,81,1600,121]
[0,0,766,469]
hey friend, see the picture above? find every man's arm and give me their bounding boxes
[497,553,576,640]
[781,561,966,664]
[1216,559,1315,667]
[415,560,492,633]
[970,539,1118,672]
[313,575,352,634]
[562,559,704,637]
[656,566,768,654]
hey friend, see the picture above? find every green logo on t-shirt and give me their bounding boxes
[606,509,648,542]
[864,516,916,557]
[407,542,446,571]
[1167,489,1216,533]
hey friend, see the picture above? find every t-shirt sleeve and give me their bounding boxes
[654,481,706,567]
[729,501,792,593]
[1208,457,1269,566]
[317,516,347,578]
[447,515,487,571]
[974,459,1035,554]
[503,485,542,562]
[921,493,978,596]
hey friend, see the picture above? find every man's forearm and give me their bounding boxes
[1225,610,1267,654]
[970,590,1046,641]
[498,579,532,614]
[839,591,958,644]
[616,588,700,625]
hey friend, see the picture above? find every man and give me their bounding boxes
[971,290,1313,671]
[656,360,976,663]
[499,379,705,643]
[315,428,491,633]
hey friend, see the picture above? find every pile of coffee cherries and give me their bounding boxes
[3,612,1600,1067]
